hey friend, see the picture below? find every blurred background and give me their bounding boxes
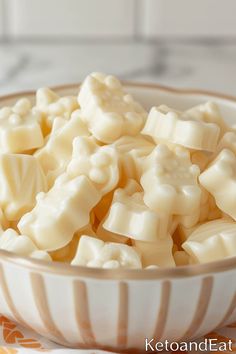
[0,0,236,95]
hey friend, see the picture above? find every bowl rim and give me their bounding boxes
[1,81,236,280]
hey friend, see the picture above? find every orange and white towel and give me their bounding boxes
[0,315,235,354]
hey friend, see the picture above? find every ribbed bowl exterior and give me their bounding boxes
[0,84,236,352]
[0,259,235,352]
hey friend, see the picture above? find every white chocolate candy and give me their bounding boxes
[191,151,210,172]
[0,73,234,268]
[0,98,44,153]
[175,187,220,229]
[174,250,191,266]
[141,144,201,215]
[35,110,89,186]
[199,149,236,220]
[133,235,175,267]
[96,218,130,244]
[50,224,96,263]
[103,180,171,242]
[112,135,154,182]
[184,101,229,138]
[177,224,199,243]
[78,73,147,143]
[18,176,101,251]
[0,154,47,221]
[183,219,236,263]
[93,190,114,223]
[0,228,51,261]
[71,235,142,269]
[0,208,9,231]
[66,136,119,195]
[36,87,79,134]
[214,132,236,157]
[142,105,220,152]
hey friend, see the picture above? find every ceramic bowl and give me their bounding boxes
[0,83,236,353]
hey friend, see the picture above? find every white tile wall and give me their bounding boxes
[6,0,135,37]
[0,0,4,36]
[2,0,236,39]
[139,0,236,37]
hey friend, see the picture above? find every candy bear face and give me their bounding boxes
[78,73,147,143]
[67,136,119,195]
[0,98,44,153]
[36,87,79,134]
[141,144,201,215]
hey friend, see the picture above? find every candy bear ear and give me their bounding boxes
[36,87,79,134]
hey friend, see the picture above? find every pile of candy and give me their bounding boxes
[0,72,235,269]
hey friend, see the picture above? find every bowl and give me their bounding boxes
[0,83,236,353]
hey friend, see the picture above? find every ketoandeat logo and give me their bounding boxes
[145,338,233,352]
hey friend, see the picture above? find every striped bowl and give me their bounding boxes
[0,83,236,353]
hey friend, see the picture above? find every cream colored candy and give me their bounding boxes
[96,218,130,244]
[66,136,119,195]
[175,188,222,238]
[35,110,89,186]
[0,98,44,153]
[36,87,79,134]
[78,72,147,143]
[214,132,236,157]
[0,207,10,231]
[0,228,51,261]
[48,117,68,138]
[183,219,236,263]
[145,265,159,269]
[112,135,154,182]
[142,105,220,151]
[133,235,175,267]
[18,175,101,251]
[199,149,236,220]
[71,235,142,269]
[0,154,47,221]
[93,190,114,223]
[184,101,229,138]
[50,224,96,263]
[175,187,211,229]
[174,250,191,266]
[177,224,199,243]
[141,144,201,215]
[191,151,209,172]
[103,180,170,242]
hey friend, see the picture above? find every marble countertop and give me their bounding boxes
[0,39,236,96]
